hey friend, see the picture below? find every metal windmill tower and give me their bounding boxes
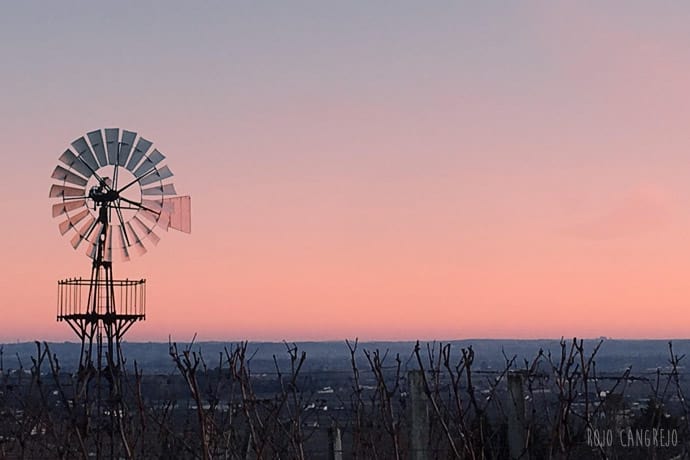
[49,128,191,376]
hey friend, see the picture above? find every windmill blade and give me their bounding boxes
[141,198,163,212]
[85,239,98,259]
[126,137,152,172]
[85,221,104,246]
[87,130,108,167]
[105,227,114,262]
[139,165,174,187]
[126,220,141,243]
[59,149,93,178]
[51,165,88,187]
[70,215,97,249]
[119,130,137,166]
[133,149,165,178]
[116,224,131,261]
[71,137,100,174]
[131,215,161,246]
[105,128,120,165]
[58,208,90,235]
[138,199,168,229]
[142,183,177,196]
[119,196,161,216]
[70,231,83,250]
[156,211,170,232]
[137,206,170,232]
[142,197,172,230]
[116,248,131,262]
[126,221,147,256]
[61,146,106,185]
[84,221,104,259]
[52,199,86,217]
[50,184,85,198]
[114,205,130,246]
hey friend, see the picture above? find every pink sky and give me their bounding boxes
[2,3,690,341]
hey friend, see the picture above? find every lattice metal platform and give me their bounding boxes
[57,277,146,319]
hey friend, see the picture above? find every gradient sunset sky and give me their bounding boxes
[2,3,690,341]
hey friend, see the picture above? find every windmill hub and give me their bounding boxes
[88,183,118,203]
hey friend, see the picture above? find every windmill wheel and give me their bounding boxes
[50,128,191,261]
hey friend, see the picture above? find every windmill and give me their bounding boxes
[49,128,191,376]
